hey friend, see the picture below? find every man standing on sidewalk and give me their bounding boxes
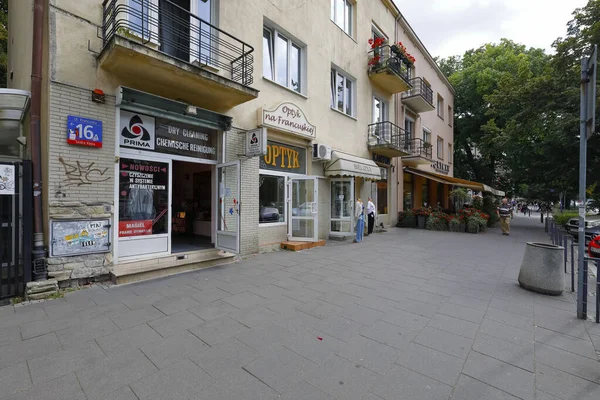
[366,197,376,236]
[497,197,513,236]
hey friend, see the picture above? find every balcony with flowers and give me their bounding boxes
[367,38,413,94]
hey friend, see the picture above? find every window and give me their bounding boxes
[448,105,453,126]
[331,68,354,116]
[423,129,431,145]
[129,0,156,41]
[119,158,169,237]
[405,117,414,143]
[372,96,387,124]
[331,0,352,36]
[377,179,388,215]
[437,136,444,159]
[437,94,444,119]
[259,175,285,224]
[403,172,413,210]
[263,26,303,93]
[448,143,453,164]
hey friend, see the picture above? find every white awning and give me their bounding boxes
[325,151,382,180]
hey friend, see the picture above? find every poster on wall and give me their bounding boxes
[50,219,111,257]
[118,158,169,237]
[0,165,15,195]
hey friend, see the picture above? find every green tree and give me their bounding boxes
[436,0,600,204]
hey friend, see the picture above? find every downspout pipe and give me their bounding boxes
[30,0,47,280]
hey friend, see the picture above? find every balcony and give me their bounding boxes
[367,45,413,94]
[401,78,435,113]
[402,138,433,166]
[367,121,411,158]
[99,0,257,111]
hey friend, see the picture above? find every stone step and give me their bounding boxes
[111,249,236,285]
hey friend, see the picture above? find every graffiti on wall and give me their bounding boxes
[58,157,110,187]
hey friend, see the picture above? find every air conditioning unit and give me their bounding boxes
[313,143,332,161]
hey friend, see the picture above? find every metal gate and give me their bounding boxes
[0,161,32,304]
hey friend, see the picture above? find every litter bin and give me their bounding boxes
[518,242,564,295]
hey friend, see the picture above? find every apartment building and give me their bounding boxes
[5,0,459,287]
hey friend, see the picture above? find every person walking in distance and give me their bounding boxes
[497,197,513,236]
[354,198,364,243]
[366,197,376,236]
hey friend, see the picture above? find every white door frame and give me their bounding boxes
[287,176,319,242]
[215,160,240,254]
[329,177,355,235]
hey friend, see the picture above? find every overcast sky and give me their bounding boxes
[394,0,589,59]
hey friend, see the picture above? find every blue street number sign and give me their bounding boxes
[67,115,103,148]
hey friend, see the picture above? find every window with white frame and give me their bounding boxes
[423,128,431,145]
[259,175,285,224]
[437,94,444,120]
[448,105,453,126]
[128,0,157,41]
[404,117,414,141]
[372,96,387,124]
[437,136,444,159]
[263,26,304,93]
[448,143,453,163]
[331,0,353,36]
[331,68,354,116]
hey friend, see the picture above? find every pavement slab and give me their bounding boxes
[3,214,600,399]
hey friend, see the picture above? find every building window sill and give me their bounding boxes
[330,20,357,43]
[262,77,308,99]
[259,222,287,228]
[330,107,357,121]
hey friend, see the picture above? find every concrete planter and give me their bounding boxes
[518,242,565,295]
[417,215,427,229]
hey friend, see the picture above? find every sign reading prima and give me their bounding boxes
[259,103,316,139]
[119,110,217,160]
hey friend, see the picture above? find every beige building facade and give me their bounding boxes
[7,0,454,285]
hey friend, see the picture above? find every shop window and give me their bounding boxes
[422,179,430,207]
[331,0,353,36]
[377,181,388,215]
[259,175,285,224]
[403,172,413,210]
[118,158,169,237]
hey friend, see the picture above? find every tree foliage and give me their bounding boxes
[438,0,600,203]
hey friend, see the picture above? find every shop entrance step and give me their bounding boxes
[280,240,326,251]
[111,249,236,285]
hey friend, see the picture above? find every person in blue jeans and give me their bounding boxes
[355,198,364,243]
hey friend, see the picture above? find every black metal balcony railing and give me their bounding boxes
[402,77,434,105]
[368,121,406,149]
[368,45,412,83]
[101,0,254,86]
[404,137,433,159]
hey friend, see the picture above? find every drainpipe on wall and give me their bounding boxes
[30,0,47,280]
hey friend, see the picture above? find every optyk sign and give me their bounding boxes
[258,103,316,139]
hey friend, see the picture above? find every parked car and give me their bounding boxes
[565,216,600,246]
[259,205,280,222]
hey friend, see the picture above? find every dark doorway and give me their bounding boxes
[171,161,213,253]
[159,0,191,62]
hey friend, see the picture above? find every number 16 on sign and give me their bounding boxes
[67,115,103,148]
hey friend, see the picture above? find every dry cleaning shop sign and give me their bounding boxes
[119,110,217,160]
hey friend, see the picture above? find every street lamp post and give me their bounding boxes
[577,44,597,320]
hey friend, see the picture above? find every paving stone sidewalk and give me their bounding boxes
[1,214,600,400]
